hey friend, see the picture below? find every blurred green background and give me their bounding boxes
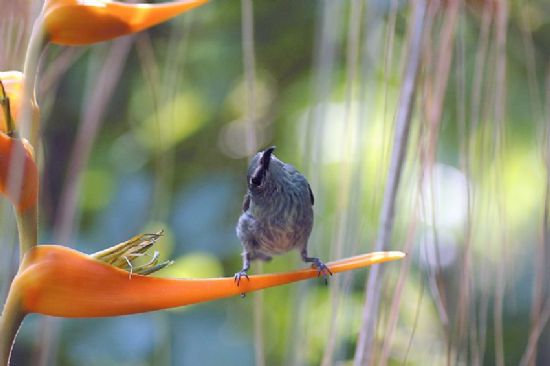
[2,0,550,365]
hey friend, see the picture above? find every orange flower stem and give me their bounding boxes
[15,245,405,318]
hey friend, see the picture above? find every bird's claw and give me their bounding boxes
[312,259,333,284]
[234,270,250,286]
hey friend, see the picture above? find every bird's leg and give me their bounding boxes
[301,249,333,283]
[234,251,251,286]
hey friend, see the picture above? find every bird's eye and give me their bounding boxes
[250,176,262,187]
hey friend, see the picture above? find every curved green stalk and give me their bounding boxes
[21,14,45,149]
[15,207,38,263]
[0,286,25,366]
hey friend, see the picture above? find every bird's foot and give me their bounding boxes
[311,258,333,284]
[234,270,250,287]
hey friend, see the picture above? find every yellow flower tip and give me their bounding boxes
[321,250,405,273]
[0,132,38,212]
[0,71,40,135]
[91,230,172,275]
[44,0,209,46]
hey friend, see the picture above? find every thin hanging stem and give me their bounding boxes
[321,0,363,364]
[241,0,257,155]
[240,1,264,365]
[354,1,427,364]
[524,12,548,366]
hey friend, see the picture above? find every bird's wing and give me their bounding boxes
[308,184,315,206]
[242,192,251,212]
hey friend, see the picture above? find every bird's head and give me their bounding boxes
[247,146,277,193]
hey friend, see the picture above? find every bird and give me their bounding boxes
[234,146,331,286]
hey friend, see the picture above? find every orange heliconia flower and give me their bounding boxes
[43,0,209,46]
[0,132,38,212]
[0,71,39,135]
[13,245,405,317]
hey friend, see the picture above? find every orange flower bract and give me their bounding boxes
[43,0,209,45]
[0,71,39,135]
[0,132,38,212]
[13,245,405,318]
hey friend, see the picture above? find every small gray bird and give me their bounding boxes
[235,146,331,285]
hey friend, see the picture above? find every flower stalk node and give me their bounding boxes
[0,80,15,136]
[0,71,39,138]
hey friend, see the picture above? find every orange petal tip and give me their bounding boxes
[44,0,209,45]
